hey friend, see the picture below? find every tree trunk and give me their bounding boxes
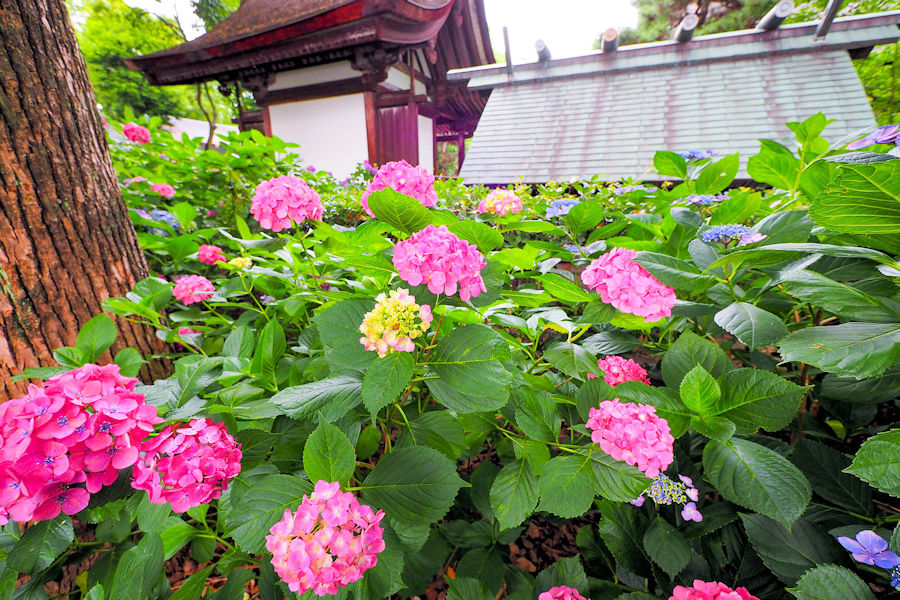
[0,0,170,398]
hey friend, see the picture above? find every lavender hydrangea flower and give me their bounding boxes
[545,199,581,218]
[613,185,657,195]
[838,530,900,569]
[701,224,766,247]
[685,194,728,206]
[678,150,717,160]
[892,566,900,590]
[847,125,900,150]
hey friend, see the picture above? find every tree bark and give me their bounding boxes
[0,0,169,398]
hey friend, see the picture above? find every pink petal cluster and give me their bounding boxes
[173,275,215,305]
[539,586,590,600]
[580,248,676,322]
[587,356,651,386]
[149,183,175,198]
[478,189,523,216]
[197,244,226,265]
[132,418,241,513]
[392,225,487,301]
[0,364,162,524]
[250,175,324,232]
[360,160,438,217]
[585,399,674,478]
[123,122,150,144]
[670,581,759,600]
[266,481,385,596]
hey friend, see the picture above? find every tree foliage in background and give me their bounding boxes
[192,0,239,29]
[601,0,897,123]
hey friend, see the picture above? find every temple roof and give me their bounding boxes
[126,0,492,87]
[449,12,899,184]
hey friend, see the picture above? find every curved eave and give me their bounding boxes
[126,0,454,85]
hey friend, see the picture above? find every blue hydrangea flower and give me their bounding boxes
[545,199,581,218]
[838,530,900,569]
[613,185,657,195]
[646,474,689,505]
[149,209,181,231]
[685,194,728,206]
[700,224,765,247]
[677,150,717,160]
[847,124,900,150]
[891,565,900,590]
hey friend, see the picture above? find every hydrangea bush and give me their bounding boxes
[5,113,900,600]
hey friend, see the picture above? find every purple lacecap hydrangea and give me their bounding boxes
[838,530,900,569]
[678,150,717,160]
[545,199,581,218]
[701,224,766,247]
[847,125,900,150]
[685,194,728,206]
[613,185,657,195]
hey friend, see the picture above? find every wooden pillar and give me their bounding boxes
[457,133,466,173]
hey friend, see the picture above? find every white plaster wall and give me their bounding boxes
[385,67,426,94]
[269,62,358,90]
[417,115,434,172]
[268,93,369,179]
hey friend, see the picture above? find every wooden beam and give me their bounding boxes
[375,92,429,107]
[364,91,378,164]
[255,77,365,105]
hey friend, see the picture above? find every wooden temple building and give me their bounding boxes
[127,0,494,177]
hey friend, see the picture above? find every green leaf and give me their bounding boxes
[8,516,74,574]
[740,514,843,585]
[578,449,649,502]
[703,438,810,526]
[543,341,598,379]
[537,454,596,518]
[397,411,466,460]
[534,556,589,599]
[426,324,512,413]
[84,585,105,600]
[225,474,312,553]
[313,299,376,372]
[642,517,691,577]
[779,269,900,323]
[695,153,739,194]
[778,322,900,379]
[514,387,561,442]
[714,302,789,350]
[113,347,144,377]
[361,447,466,527]
[362,351,413,416]
[579,300,616,325]
[690,415,736,441]
[446,577,494,600]
[595,500,651,577]
[490,459,540,530]
[707,243,900,272]
[566,201,605,234]
[303,422,356,484]
[534,273,592,303]
[661,330,733,388]
[712,369,806,435]
[76,314,117,362]
[249,318,285,381]
[367,188,433,234]
[502,220,566,236]
[449,220,504,252]
[788,564,876,600]
[810,162,900,234]
[820,368,900,404]
[679,365,720,414]
[792,439,872,515]
[747,143,800,190]
[270,375,363,422]
[109,533,165,600]
[653,150,688,179]
[210,570,255,600]
[456,547,506,592]
[222,325,254,358]
[159,519,197,560]
[350,526,404,598]
[845,428,900,496]
[632,252,716,293]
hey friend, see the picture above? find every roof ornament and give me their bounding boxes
[756,0,795,30]
[674,13,699,43]
[600,28,619,53]
[536,39,552,62]
[351,48,402,87]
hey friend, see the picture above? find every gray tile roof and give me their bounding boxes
[451,12,899,184]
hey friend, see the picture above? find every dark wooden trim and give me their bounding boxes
[375,92,428,108]
[263,105,272,137]
[417,102,438,119]
[364,91,378,163]
[256,77,366,105]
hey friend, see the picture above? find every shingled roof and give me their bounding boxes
[448,12,900,185]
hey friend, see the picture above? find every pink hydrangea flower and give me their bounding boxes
[206,210,218,218]
[670,580,759,600]
[581,248,676,322]
[360,160,438,217]
[123,176,147,186]
[123,122,150,144]
[587,356,651,386]
[478,189,523,216]
[266,481,385,596]
[0,364,161,524]
[197,244,226,265]
[149,183,175,198]
[172,275,214,305]
[132,418,242,513]
[250,175,323,232]
[585,399,674,478]
[539,586,590,600]
[392,225,487,302]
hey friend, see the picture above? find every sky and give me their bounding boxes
[125,0,640,62]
